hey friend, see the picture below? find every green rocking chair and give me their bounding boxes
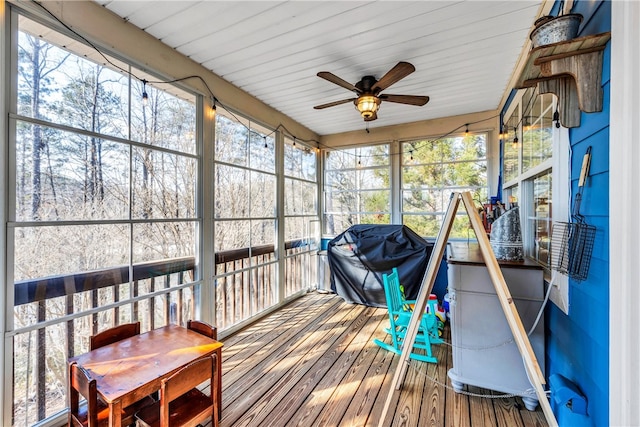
[373,267,442,363]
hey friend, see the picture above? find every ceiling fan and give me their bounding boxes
[313,61,429,122]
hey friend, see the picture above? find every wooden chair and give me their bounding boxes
[373,267,441,363]
[134,354,219,427]
[68,362,154,427]
[89,322,141,351]
[187,319,217,340]
[88,321,157,418]
[187,319,221,421]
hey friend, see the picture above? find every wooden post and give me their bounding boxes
[378,192,558,427]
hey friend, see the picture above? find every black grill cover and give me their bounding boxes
[328,224,434,308]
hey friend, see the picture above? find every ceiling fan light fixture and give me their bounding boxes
[315,62,426,122]
[355,95,380,119]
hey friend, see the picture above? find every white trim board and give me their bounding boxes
[610,2,640,426]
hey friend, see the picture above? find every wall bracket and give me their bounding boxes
[515,32,611,128]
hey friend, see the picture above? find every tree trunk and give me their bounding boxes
[91,66,105,204]
[30,40,43,220]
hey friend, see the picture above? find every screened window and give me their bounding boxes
[401,134,488,238]
[503,89,556,269]
[522,91,554,173]
[11,14,198,424]
[503,112,521,183]
[531,171,552,266]
[284,137,319,297]
[323,144,390,234]
[214,107,277,328]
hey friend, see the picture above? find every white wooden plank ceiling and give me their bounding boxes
[94,1,543,136]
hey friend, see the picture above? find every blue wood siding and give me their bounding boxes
[545,2,610,426]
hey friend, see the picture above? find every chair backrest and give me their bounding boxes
[382,267,404,315]
[90,322,140,351]
[187,319,221,425]
[68,362,100,427]
[160,354,216,426]
[70,360,155,427]
[187,319,217,340]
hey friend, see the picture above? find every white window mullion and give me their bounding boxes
[390,140,401,224]
[502,90,567,311]
[1,6,14,426]
[199,95,215,324]
[549,125,569,313]
[276,130,286,303]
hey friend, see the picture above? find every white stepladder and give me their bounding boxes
[377,192,558,427]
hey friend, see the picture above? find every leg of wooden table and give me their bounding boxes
[216,347,222,421]
[109,401,123,427]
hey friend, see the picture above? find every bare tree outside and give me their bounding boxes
[213,108,279,327]
[323,145,391,235]
[284,137,318,297]
[9,13,318,425]
[12,17,197,424]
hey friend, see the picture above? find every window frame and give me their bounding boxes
[502,89,569,313]
[213,105,282,328]
[400,132,489,239]
[283,136,320,297]
[6,10,202,424]
[322,143,391,235]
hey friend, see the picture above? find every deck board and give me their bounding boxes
[213,292,549,427]
[223,300,360,426]
[445,330,472,427]
[245,305,377,426]
[468,386,498,426]
[419,334,448,426]
[310,310,387,427]
[222,295,339,379]
[225,303,370,426]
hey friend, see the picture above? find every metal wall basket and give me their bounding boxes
[550,220,595,281]
[550,146,595,282]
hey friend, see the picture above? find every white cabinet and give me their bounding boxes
[446,243,545,411]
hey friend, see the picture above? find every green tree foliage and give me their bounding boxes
[326,136,487,239]
[398,134,487,238]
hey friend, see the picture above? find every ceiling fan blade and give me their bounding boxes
[317,72,362,93]
[313,98,356,110]
[372,62,415,93]
[379,94,429,106]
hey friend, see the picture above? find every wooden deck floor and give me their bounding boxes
[215,292,549,427]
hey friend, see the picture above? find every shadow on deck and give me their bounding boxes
[215,292,549,427]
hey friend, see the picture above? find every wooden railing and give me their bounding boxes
[13,257,198,425]
[214,239,317,329]
[12,240,317,426]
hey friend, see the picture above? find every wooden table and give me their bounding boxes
[69,324,223,427]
